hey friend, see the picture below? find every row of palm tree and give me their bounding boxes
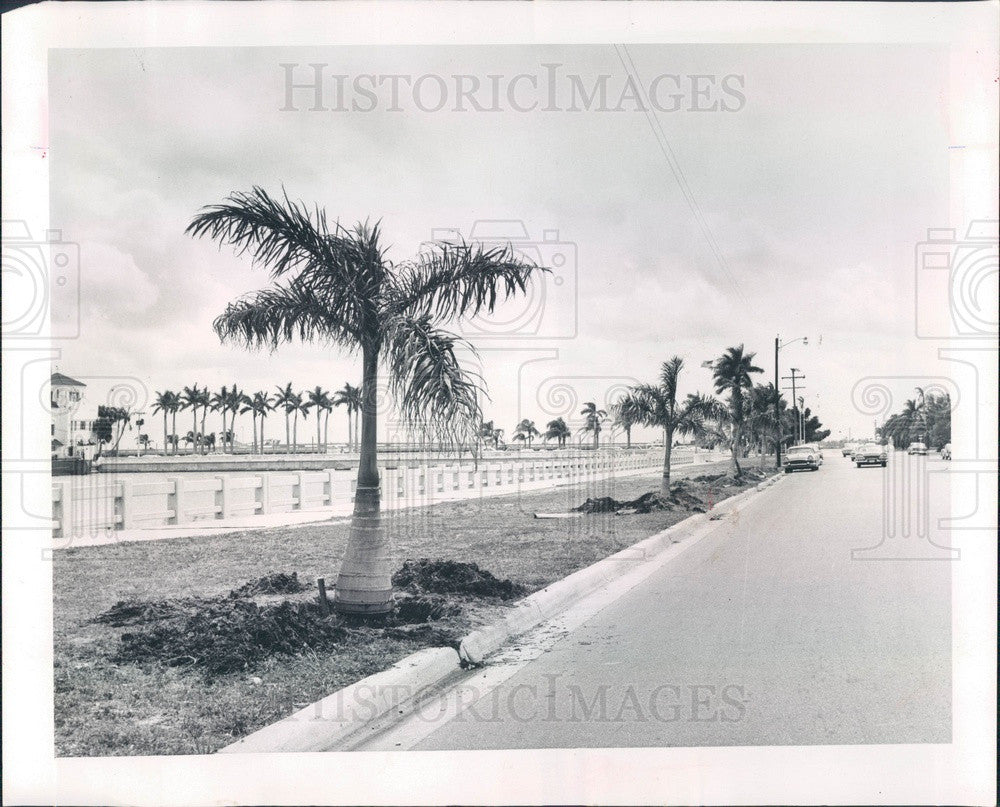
[878,388,951,449]
[150,382,364,456]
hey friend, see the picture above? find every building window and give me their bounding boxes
[69,391,80,402]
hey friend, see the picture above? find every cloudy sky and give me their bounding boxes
[48,44,954,446]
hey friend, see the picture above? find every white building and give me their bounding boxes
[50,372,87,458]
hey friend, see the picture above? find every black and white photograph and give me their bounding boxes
[2,3,997,805]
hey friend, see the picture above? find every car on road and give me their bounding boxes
[940,443,952,460]
[855,443,888,467]
[907,441,928,455]
[784,445,821,473]
[800,443,824,464]
[842,443,857,457]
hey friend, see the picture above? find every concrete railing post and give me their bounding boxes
[293,473,304,510]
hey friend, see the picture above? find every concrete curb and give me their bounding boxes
[219,469,784,752]
[218,646,460,753]
[459,471,785,664]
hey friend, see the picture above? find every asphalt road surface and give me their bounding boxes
[359,451,952,750]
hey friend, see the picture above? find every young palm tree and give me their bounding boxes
[274,382,297,454]
[179,385,203,456]
[544,417,571,447]
[151,390,179,457]
[710,344,764,477]
[187,186,542,614]
[579,401,608,449]
[514,418,540,449]
[623,358,711,492]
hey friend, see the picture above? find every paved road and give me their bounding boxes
[360,452,952,750]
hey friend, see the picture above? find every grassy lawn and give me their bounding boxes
[55,460,755,756]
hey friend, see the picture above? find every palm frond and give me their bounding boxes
[382,314,485,447]
[386,240,546,321]
[213,280,362,352]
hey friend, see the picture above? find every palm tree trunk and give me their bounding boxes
[626,426,632,450]
[162,414,168,458]
[323,411,330,454]
[661,426,674,494]
[192,409,198,455]
[334,346,391,615]
[293,413,299,453]
[200,414,208,455]
[316,414,322,456]
[731,427,742,477]
[285,412,291,454]
[171,412,177,455]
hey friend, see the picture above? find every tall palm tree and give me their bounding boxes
[225,385,244,453]
[334,382,363,451]
[544,417,571,447]
[188,186,542,614]
[579,401,608,449]
[306,386,333,453]
[239,393,258,454]
[710,344,764,476]
[179,384,203,456]
[274,382,297,454]
[514,418,540,448]
[623,358,711,492]
[289,390,308,452]
[210,386,230,454]
[151,390,179,457]
[612,395,643,449]
[250,391,274,454]
[197,387,212,455]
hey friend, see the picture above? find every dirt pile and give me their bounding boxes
[96,564,521,678]
[392,559,527,601]
[573,468,771,515]
[229,572,305,598]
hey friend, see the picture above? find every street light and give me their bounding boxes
[774,335,808,467]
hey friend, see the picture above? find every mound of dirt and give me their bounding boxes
[392,559,527,601]
[229,572,306,598]
[98,571,467,678]
[574,481,708,515]
[115,599,353,676]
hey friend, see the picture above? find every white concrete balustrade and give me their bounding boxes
[52,449,719,540]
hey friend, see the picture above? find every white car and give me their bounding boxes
[855,443,888,468]
[799,443,824,464]
[907,441,928,455]
[784,445,821,473]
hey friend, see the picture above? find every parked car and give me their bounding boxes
[800,443,824,464]
[855,443,888,467]
[907,441,928,455]
[940,443,952,460]
[784,445,821,473]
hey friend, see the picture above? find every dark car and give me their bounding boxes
[784,445,820,473]
[855,443,888,467]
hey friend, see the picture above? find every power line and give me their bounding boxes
[614,44,747,303]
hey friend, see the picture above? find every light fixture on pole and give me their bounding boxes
[774,335,808,467]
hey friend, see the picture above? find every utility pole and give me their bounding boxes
[774,336,808,465]
[774,337,780,469]
[781,369,805,444]
[798,396,805,444]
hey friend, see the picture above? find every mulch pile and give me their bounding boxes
[392,559,527,601]
[574,468,770,516]
[94,565,522,679]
